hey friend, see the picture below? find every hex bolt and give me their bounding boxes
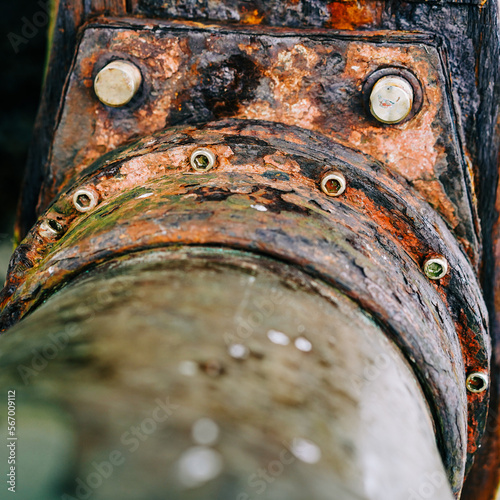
[370,75,414,124]
[190,148,217,172]
[73,188,99,213]
[466,372,489,394]
[40,219,64,238]
[423,257,449,280]
[94,60,142,107]
[320,172,346,197]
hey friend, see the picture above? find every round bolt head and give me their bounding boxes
[94,60,142,107]
[40,219,64,238]
[370,76,414,124]
[190,149,217,172]
[320,172,346,197]
[466,372,489,393]
[423,257,448,280]
[73,188,99,213]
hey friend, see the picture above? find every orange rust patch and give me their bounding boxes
[412,180,460,230]
[326,1,383,30]
[242,43,323,128]
[343,43,456,224]
[44,25,474,253]
[462,151,500,498]
[347,187,426,258]
[240,8,264,25]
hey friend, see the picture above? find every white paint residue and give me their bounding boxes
[136,192,154,199]
[295,337,312,352]
[192,418,220,446]
[228,344,249,359]
[178,361,198,377]
[290,438,322,464]
[178,447,223,488]
[267,330,290,346]
[251,204,268,212]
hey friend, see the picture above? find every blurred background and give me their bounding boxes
[0,1,46,281]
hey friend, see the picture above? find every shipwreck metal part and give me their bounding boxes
[362,67,423,124]
[72,187,100,212]
[320,171,346,197]
[0,120,491,494]
[369,75,414,124]
[35,20,479,262]
[423,256,449,281]
[5,1,500,498]
[190,148,217,172]
[466,373,490,394]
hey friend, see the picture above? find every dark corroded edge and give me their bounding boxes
[1,120,491,494]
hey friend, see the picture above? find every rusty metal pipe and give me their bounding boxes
[0,248,455,500]
[0,119,490,497]
[3,0,500,498]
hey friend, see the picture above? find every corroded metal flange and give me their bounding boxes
[0,120,490,494]
[35,18,479,263]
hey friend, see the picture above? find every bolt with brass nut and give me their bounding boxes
[190,149,217,172]
[94,60,142,107]
[73,188,100,213]
[423,256,449,280]
[466,372,489,394]
[370,75,414,124]
[320,172,346,197]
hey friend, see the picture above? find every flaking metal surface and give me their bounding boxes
[6,0,498,498]
[40,19,479,262]
[0,120,491,494]
[0,247,456,500]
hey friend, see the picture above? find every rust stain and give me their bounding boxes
[240,8,264,25]
[413,179,460,230]
[343,43,459,228]
[241,42,325,129]
[343,43,441,180]
[0,123,489,489]
[464,162,500,498]
[326,1,383,30]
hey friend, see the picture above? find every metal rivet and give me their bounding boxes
[40,219,64,238]
[320,172,346,197]
[370,76,414,124]
[190,149,217,172]
[73,188,99,213]
[466,372,489,393]
[423,257,449,280]
[94,60,142,107]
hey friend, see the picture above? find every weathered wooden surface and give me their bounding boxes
[0,249,454,500]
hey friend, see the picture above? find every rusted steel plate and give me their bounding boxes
[39,19,479,263]
[1,121,490,494]
[7,1,497,498]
